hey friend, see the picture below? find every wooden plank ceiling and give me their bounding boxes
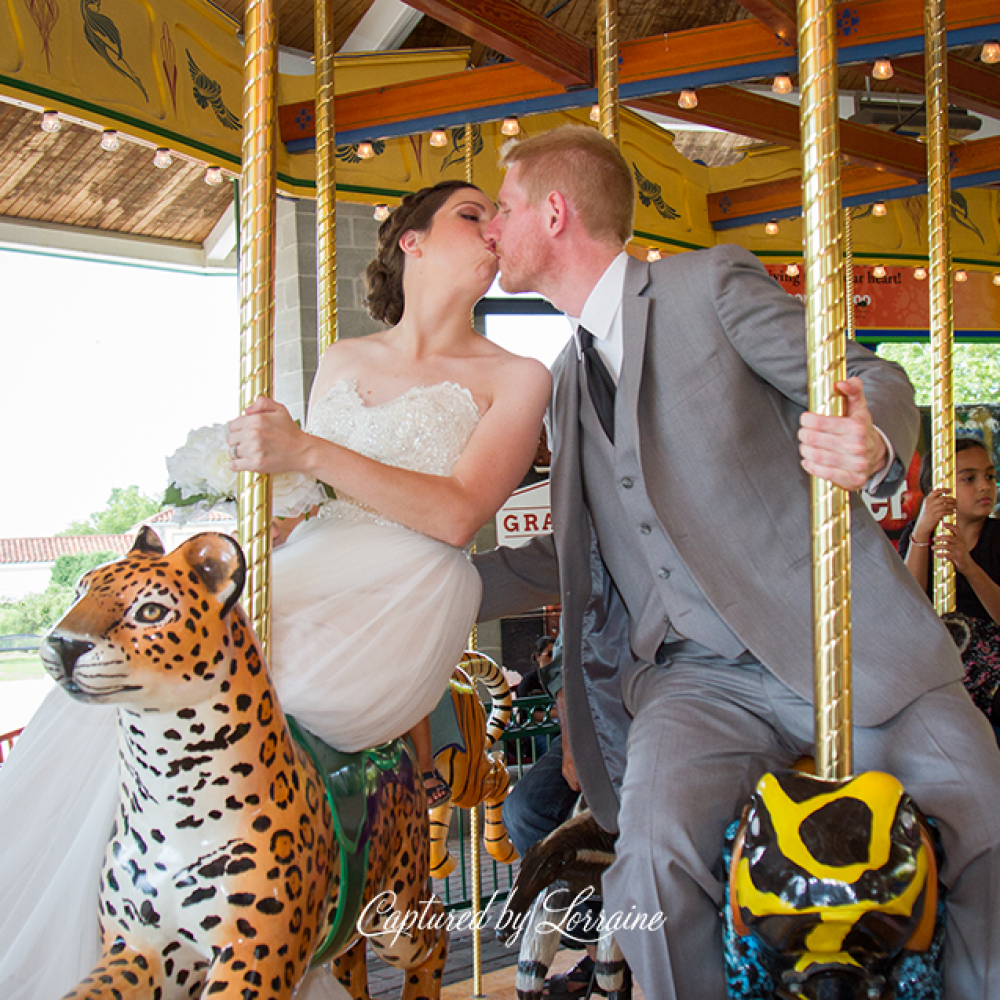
[1,0,998,248]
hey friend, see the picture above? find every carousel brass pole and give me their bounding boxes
[798,0,852,780]
[596,0,619,146]
[844,207,856,341]
[314,0,337,354]
[237,0,278,655]
[925,0,956,615]
[464,116,485,1000]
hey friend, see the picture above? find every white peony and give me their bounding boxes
[272,472,327,519]
[166,424,229,500]
[203,446,238,498]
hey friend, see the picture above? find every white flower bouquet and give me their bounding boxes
[164,423,328,523]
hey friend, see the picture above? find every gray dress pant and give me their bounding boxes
[601,640,1000,1000]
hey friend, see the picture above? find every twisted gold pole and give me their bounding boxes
[463,117,484,997]
[925,0,956,615]
[844,207,856,341]
[237,0,277,655]
[798,0,852,780]
[596,0,619,146]
[315,0,338,354]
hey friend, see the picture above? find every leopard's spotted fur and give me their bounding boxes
[41,528,446,1000]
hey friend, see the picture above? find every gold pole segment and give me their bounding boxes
[315,0,337,354]
[596,0,619,146]
[798,0,852,780]
[925,0,956,615]
[463,118,484,998]
[237,0,278,655]
[844,207,855,341]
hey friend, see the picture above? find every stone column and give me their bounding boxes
[273,198,383,420]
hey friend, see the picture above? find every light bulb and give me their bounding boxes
[678,90,698,110]
[764,221,779,236]
[40,110,60,133]
[786,262,799,277]
[772,75,792,95]
[590,104,600,122]
[501,117,520,136]
[955,269,968,282]
[100,129,120,151]
[205,166,223,186]
[873,201,887,217]
[373,204,390,222]
[981,41,1000,64]
[357,141,374,159]
[872,264,887,279]
[872,58,894,80]
[647,248,661,262]
[914,266,928,281]
[153,147,172,168]
[429,129,448,148]
[993,273,1000,287]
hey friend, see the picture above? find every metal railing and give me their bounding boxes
[434,695,559,912]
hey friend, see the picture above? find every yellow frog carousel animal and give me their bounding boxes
[40,528,448,1000]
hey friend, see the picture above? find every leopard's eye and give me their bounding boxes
[134,602,170,624]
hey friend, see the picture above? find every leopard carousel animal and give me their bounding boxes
[39,528,448,1000]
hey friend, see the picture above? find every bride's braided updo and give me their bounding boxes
[364,179,484,326]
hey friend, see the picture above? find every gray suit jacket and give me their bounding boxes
[477,245,962,831]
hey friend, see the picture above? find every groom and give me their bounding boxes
[475,125,1000,998]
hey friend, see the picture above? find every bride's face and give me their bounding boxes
[408,189,499,296]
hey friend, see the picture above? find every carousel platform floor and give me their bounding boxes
[368,934,647,999]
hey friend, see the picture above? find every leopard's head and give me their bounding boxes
[41,527,246,711]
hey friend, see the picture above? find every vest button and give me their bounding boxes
[658,567,671,579]
[621,477,634,489]
[639,523,652,535]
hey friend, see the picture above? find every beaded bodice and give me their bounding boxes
[307,379,481,525]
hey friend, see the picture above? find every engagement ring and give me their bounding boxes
[231,444,239,459]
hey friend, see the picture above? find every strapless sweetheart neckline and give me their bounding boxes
[316,378,481,417]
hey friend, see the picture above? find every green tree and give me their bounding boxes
[877,343,1000,406]
[60,485,160,536]
[0,586,75,635]
[50,551,118,588]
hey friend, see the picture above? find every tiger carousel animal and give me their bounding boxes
[38,528,453,1000]
[428,651,519,879]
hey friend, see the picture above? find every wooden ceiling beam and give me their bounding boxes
[279,1,1000,145]
[734,0,797,45]
[402,0,592,88]
[631,88,927,179]
[889,55,1000,122]
[707,135,1000,228]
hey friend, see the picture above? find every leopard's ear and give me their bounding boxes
[177,533,246,616]
[131,525,165,556]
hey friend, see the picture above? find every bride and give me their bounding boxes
[0,179,550,999]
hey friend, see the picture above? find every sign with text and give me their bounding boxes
[765,265,1000,332]
[496,480,552,548]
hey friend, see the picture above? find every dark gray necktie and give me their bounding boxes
[579,327,616,443]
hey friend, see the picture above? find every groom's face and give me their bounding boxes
[485,164,549,296]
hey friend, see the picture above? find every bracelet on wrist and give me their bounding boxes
[909,538,931,547]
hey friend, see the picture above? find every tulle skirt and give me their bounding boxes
[0,512,480,998]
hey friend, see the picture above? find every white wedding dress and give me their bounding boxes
[0,380,483,999]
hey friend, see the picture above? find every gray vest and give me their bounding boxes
[578,370,744,663]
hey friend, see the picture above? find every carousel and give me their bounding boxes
[1,0,1000,997]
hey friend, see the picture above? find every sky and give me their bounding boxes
[1,249,240,538]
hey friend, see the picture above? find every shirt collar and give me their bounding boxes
[570,251,629,353]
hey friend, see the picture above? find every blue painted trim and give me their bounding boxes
[284,20,1000,151]
[713,169,1000,230]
